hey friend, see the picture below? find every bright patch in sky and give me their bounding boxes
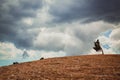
[103,44,110,49]
[103,30,112,38]
[22,18,33,25]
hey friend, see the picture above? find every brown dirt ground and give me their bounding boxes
[0,54,120,80]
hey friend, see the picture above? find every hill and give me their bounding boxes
[0,54,120,80]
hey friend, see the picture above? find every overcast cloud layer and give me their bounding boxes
[0,0,120,66]
[49,0,120,23]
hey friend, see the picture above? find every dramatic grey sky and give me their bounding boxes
[0,0,120,66]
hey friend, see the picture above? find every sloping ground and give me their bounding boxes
[0,54,120,80]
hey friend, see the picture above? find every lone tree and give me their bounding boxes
[93,39,104,55]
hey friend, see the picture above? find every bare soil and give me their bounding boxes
[0,54,120,80]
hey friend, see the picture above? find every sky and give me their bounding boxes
[0,0,120,66]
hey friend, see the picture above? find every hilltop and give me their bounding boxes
[0,54,120,80]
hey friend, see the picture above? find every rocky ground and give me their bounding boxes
[0,54,120,80]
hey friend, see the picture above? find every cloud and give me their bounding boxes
[110,27,120,53]
[0,42,22,60]
[49,0,120,23]
[33,28,65,51]
[0,0,119,51]
[31,21,115,55]
[0,0,43,48]
[110,27,120,40]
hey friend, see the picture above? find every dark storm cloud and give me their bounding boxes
[0,0,43,49]
[49,0,120,23]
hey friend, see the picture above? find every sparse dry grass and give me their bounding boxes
[0,54,120,80]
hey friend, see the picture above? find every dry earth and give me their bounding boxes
[0,54,120,80]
